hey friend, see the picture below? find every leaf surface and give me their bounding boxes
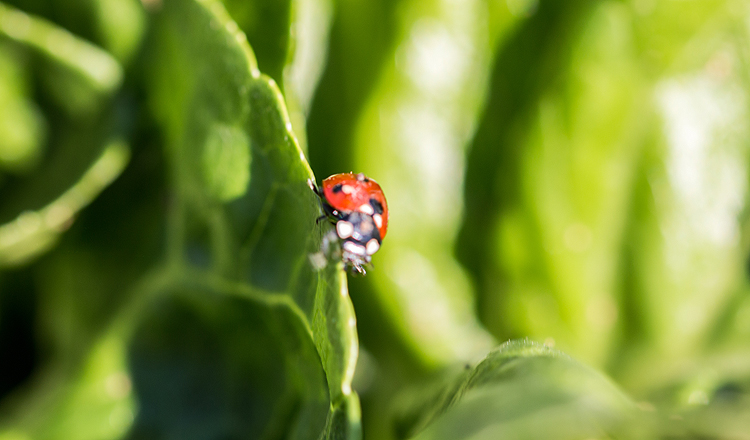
[402,340,644,440]
[147,0,361,437]
[0,0,360,438]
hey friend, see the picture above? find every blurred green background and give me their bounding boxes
[1,0,750,438]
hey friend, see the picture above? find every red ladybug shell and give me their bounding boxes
[322,173,389,239]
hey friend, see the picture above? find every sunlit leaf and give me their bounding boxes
[1,0,361,437]
[147,0,361,436]
[403,340,645,440]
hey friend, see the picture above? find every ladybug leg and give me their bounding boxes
[351,264,366,276]
[307,178,323,197]
[309,179,339,223]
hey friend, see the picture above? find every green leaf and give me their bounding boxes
[312,264,361,440]
[1,0,145,64]
[0,2,124,117]
[147,0,319,294]
[284,0,334,115]
[612,0,750,394]
[0,42,45,173]
[220,0,335,152]
[306,0,403,179]
[201,122,252,202]
[220,0,292,88]
[0,2,134,269]
[347,0,516,372]
[0,2,122,92]
[147,0,361,436]
[0,273,332,440]
[93,0,146,63]
[401,340,644,440]
[456,0,640,368]
[0,140,130,267]
[3,329,138,440]
[126,280,330,440]
[1,0,360,438]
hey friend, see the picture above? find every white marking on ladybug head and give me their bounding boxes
[341,185,354,194]
[373,214,382,229]
[343,241,367,256]
[366,239,380,255]
[358,204,374,215]
[336,220,354,239]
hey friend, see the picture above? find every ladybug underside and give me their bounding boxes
[334,211,381,274]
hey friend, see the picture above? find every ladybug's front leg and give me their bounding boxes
[307,178,323,197]
[351,264,366,276]
[309,178,342,223]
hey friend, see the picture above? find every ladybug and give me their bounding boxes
[308,172,389,274]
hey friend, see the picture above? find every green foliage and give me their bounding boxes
[400,340,643,440]
[2,0,750,439]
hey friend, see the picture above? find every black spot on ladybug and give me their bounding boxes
[370,198,384,215]
[332,183,343,193]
